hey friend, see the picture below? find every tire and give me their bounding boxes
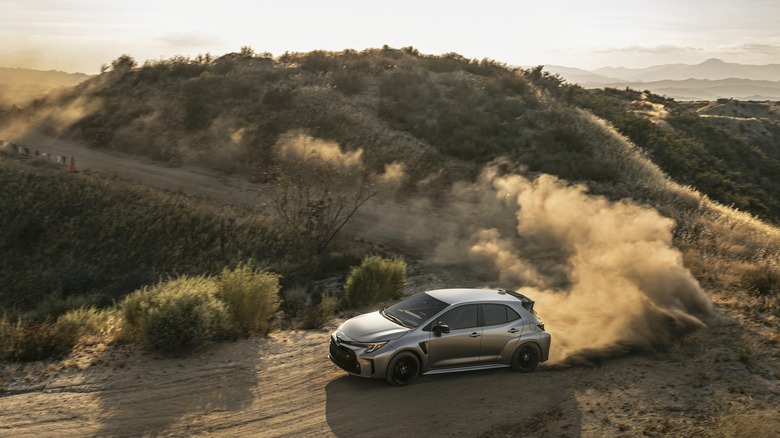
[511,343,541,373]
[386,352,420,386]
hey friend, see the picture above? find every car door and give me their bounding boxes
[428,304,481,368]
[479,304,523,362]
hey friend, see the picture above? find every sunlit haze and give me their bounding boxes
[3,0,780,74]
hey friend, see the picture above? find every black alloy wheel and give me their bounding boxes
[386,352,420,386]
[511,343,541,373]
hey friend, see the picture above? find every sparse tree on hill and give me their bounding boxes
[110,54,137,73]
[240,46,255,57]
[265,143,377,256]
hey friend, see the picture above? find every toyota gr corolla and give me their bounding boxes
[328,288,550,386]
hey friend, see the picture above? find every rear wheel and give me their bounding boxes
[511,343,540,373]
[386,352,420,386]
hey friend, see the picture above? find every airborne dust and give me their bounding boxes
[368,161,712,364]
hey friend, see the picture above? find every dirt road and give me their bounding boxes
[4,130,261,207]
[1,131,779,437]
[2,313,778,437]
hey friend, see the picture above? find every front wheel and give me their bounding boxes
[511,343,541,373]
[386,352,420,386]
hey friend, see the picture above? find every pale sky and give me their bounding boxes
[2,0,779,74]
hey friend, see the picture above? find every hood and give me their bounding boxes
[338,311,409,343]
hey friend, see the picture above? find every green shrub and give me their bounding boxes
[344,255,407,308]
[217,264,281,335]
[0,316,80,362]
[122,276,230,355]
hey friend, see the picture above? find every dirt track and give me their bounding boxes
[2,132,780,437]
[2,313,779,437]
[1,326,567,437]
[4,131,261,207]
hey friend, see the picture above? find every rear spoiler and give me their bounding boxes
[499,289,535,313]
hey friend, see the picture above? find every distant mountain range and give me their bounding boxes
[0,67,92,105]
[545,59,780,101]
[0,67,91,88]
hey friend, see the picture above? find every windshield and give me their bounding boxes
[382,293,449,328]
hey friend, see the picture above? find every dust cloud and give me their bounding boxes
[0,93,98,144]
[375,163,711,363]
[378,162,406,186]
[276,132,363,169]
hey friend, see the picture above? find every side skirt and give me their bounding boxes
[423,363,509,375]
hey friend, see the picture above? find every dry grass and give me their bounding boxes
[710,389,780,438]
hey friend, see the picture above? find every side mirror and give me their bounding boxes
[433,324,451,336]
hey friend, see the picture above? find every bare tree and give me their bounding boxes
[265,148,377,255]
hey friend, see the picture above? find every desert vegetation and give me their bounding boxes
[121,266,283,355]
[0,157,287,313]
[343,255,408,309]
[1,47,780,437]
[122,275,231,354]
[531,78,780,221]
[10,46,778,223]
[1,47,779,365]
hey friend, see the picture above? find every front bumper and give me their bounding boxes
[328,333,395,378]
[329,337,369,375]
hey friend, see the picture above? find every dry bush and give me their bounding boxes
[57,306,128,344]
[217,264,281,335]
[0,315,80,361]
[122,276,230,355]
[0,306,128,362]
[344,255,407,309]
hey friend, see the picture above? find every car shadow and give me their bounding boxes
[92,340,260,437]
[325,365,582,437]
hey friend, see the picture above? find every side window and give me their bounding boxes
[483,304,522,326]
[483,304,507,326]
[437,304,478,330]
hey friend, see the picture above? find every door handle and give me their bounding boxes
[469,332,481,338]
[508,328,519,333]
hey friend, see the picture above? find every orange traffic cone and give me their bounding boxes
[69,157,77,173]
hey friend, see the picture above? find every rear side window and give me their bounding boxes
[507,306,520,322]
[482,304,521,326]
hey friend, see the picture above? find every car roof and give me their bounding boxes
[424,288,528,305]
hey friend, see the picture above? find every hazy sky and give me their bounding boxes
[3,0,779,74]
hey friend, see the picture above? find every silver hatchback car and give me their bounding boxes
[329,288,551,386]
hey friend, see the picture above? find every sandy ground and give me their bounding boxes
[1,310,778,437]
[2,131,780,437]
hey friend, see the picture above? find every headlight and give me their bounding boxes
[363,342,387,353]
